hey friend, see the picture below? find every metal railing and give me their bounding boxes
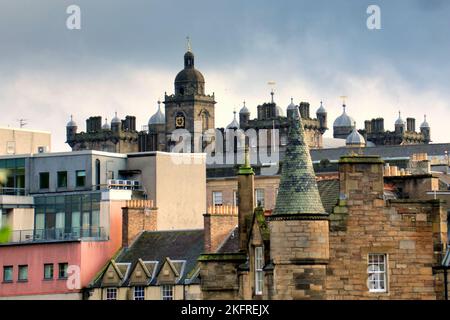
[0,187,27,196]
[6,227,107,244]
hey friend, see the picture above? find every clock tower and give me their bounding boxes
[164,46,216,152]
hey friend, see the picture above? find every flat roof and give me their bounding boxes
[0,126,51,135]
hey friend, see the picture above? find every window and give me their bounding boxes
[18,265,28,281]
[255,189,265,208]
[3,266,13,282]
[368,254,387,293]
[58,263,68,279]
[57,171,67,188]
[255,247,264,295]
[44,264,53,280]
[134,286,145,300]
[161,285,173,300]
[39,172,50,189]
[76,171,86,187]
[106,288,117,300]
[212,191,223,206]
[233,190,239,206]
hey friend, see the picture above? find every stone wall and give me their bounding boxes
[203,206,238,253]
[270,219,329,300]
[327,156,448,299]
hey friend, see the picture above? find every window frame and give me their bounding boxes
[106,287,117,300]
[3,266,13,283]
[255,189,265,208]
[134,286,145,300]
[58,262,68,279]
[367,253,388,293]
[254,246,264,295]
[161,284,174,300]
[57,171,68,189]
[39,172,50,190]
[212,191,223,207]
[75,170,86,188]
[18,265,28,282]
[44,263,54,280]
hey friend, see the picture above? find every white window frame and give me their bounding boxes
[106,287,117,300]
[161,284,174,300]
[367,253,387,293]
[255,189,265,208]
[254,246,264,295]
[212,191,223,206]
[134,286,145,300]
[233,190,238,206]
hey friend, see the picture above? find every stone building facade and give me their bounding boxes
[199,108,448,300]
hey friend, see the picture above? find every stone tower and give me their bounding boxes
[164,47,216,152]
[269,108,329,300]
[420,115,431,144]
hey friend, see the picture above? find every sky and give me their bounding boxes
[0,0,449,152]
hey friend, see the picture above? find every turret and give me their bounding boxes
[66,115,77,142]
[239,101,250,128]
[286,98,298,120]
[111,112,121,133]
[269,106,329,300]
[394,111,405,134]
[316,101,328,134]
[420,114,431,144]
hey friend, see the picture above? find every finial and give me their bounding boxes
[343,104,346,113]
[105,118,108,123]
[115,111,118,117]
[157,100,161,110]
[320,101,323,106]
[186,36,192,52]
[291,97,294,104]
[424,114,427,121]
[243,100,246,107]
[270,90,274,103]
[70,114,73,121]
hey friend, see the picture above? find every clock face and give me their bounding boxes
[175,115,185,128]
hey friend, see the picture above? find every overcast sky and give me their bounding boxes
[0,0,449,151]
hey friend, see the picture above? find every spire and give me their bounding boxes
[270,90,274,103]
[273,114,326,216]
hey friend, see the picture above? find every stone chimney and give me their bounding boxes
[122,200,157,247]
[203,205,238,253]
[339,155,384,202]
[406,118,416,132]
[237,146,255,251]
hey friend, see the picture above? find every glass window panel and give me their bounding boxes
[3,266,13,282]
[18,265,28,281]
[44,264,53,280]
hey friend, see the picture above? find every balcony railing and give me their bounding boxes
[0,187,27,196]
[4,227,107,244]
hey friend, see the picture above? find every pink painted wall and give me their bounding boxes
[80,200,124,286]
[0,242,82,297]
[0,200,125,298]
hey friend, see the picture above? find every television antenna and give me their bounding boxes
[17,119,28,128]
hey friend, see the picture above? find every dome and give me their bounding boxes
[226,111,239,129]
[148,101,165,125]
[239,101,249,114]
[333,105,355,128]
[395,111,405,126]
[287,98,297,110]
[316,101,326,114]
[346,127,365,146]
[174,67,205,84]
[174,50,205,96]
[420,115,430,128]
[276,105,284,117]
[111,112,121,124]
[102,118,110,130]
[66,115,77,127]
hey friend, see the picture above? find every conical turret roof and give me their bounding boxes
[273,110,326,216]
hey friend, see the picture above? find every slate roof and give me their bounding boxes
[317,179,340,214]
[216,227,239,254]
[273,114,327,215]
[90,229,204,287]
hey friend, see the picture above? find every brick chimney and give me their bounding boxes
[122,200,157,247]
[203,205,238,253]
